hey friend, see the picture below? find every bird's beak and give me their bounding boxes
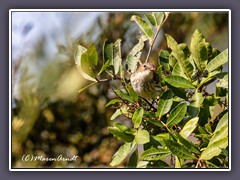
[150,67,156,71]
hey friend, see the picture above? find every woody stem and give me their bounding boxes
[145,13,169,63]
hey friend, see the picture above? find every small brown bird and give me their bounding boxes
[130,62,162,98]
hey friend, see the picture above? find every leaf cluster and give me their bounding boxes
[74,12,229,168]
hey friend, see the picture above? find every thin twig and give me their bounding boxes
[145,14,169,63]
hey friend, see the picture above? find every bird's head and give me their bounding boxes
[134,63,156,81]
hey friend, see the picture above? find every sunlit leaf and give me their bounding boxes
[105,98,122,107]
[156,89,174,119]
[190,29,208,71]
[136,161,149,168]
[175,156,181,168]
[110,142,136,166]
[200,137,228,160]
[180,117,199,139]
[169,53,177,68]
[172,62,188,79]
[110,109,122,121]
[164,139,196,160]
[214,112,228,133]
[152,12,165,27]
[209,125,228,146]
[166,103,187,127]
[75,45,97,82]
[135,129,150,144]
[164,75,195,89]
[132,107,144,129]
[152,133,170,147]
[131,15,154,42]
[140,147,171,161]
[145,12,165,29]
[165,34,193,79]
[113,39,122,75]
[126,38,144,73]
[206,49,228,72]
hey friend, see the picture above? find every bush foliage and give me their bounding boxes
[74,12,229,168]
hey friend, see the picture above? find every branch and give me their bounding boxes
[145,13,169,63]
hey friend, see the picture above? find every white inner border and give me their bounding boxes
[9,9,231,172]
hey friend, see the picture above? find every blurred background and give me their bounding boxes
[11,11,228,168]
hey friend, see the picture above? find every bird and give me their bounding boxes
[130,62,162,99]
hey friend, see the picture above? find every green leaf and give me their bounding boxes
[110,109,122,120]
[169,53,177,68]
[190,29,208,72]
[114,89,133,103]
[126,84,138,102]
[140,147,171,161]
[132,107,144,129]
[164,75,195,89]
[108,126,134,143]
[110,142,136,166]
[114,122,136,135]
[145,14,156,27]
[165,34,193,79]
[146,118,164,128]
[98,60,110,76]
[78,82,98,94]
[126,38,144,73]
[156,89,174,119]
[188,91,203,117]
[175,156,181,168]
[113,39,122,75]
[152,133,170,147]
[105,99,122,107]
[164,139,196,160]
[146,12,165,28]
[104,42,113,63]
[209,125,228,146]
[74,45,97,82]
[131,15,154,42]
[127,149,138,168]
[200,113,229,160]
[135,129,150,144]
[197,71,222,89]
[152,12,165,27]
[136,161,149,168]
[216,73,228,89]
[159,50,170,71]
[175,132,200,154]
[166,103,187,127]
[180,117,199,139]
[172,62,188,79]
[200,137,228,160]
[214,112,228,133]
[206,49,228,72]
